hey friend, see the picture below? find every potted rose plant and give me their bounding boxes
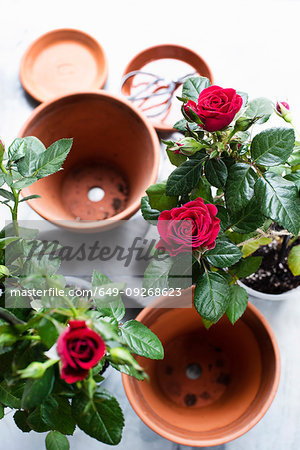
[141,77,300,323]
[0,137,163,450]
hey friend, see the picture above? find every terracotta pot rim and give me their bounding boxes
[121,43,214,133]
[122,300,281,447]
[19,90,160,232]
[238,280,300,302]
[19,28,109,103]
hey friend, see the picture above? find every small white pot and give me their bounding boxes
[239,280,300,301]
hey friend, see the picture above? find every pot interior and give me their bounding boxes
[123,300,279,445]
[20,92,158,224]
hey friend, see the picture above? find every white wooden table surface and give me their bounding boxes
[0,0,300,449]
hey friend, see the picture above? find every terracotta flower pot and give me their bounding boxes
[19,91,160,232]
[122,288,280,447]
[20,28,108,102]
[121,44,213,132]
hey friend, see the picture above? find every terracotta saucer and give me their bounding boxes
[121,44,213,133]
[20,29,108,102]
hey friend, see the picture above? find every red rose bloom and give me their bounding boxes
[57,320,106,383]
[156,197,220,256]
[184,86,243,132]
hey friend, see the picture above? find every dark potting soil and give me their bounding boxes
[241,238,300,294]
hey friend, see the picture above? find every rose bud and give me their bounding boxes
[174,138,206,156]
[233,116,257,132]
[276,101,292,123]
[183,100,199,120]
[156,197,220,256]
[57,320,106,383]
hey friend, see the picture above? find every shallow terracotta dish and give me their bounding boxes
[122,289,280,447]
[121,44,213,132]
[19,91,160,232]
[20,29,108,102]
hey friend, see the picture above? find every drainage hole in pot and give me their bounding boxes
[88,187,105,202]
[186,363,202,380]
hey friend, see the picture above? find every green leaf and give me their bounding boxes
[216,206,230,232]
[18,138,72,178]
[204,240,242,268]
[242,237,272,257]
[205,159,228,188]
[285,172,300,190]
[109,361,146,380]
[8,138,27,162]
[143,254,173,293]
[35,139,73,179]
[146,181,177,211]
[42,396,76,435]
[173,119,199,133]
[13,410,31,432]
[166,148,187,166]
[120,320,164,359]
[251,128,295,166]
[230,197,264,234]
[254,171,300,235]
[194,271,230,322]
[182,76,211,102]
[141,196,160,223]
[0,188,15,201]
[92,271,125,321]
[287,245,300,276]
[20,194,41,203]
[21,366,55,409]
[190,177,213,203]
[287,142,300,166]
[0,380,24,408]
[245,97,273,124]
[0,174,4,188]
[166,151,207,196]
[12,177,38,190]
[72,388,124,445]
[229,256,262,278]
[0,403,4,419]
[226,284,248,324]
[36,318,59,349]
[225,163,257,213]
[236,91,248,107]
[17,137,46,177]
[27,404,51,432]
[46,431,70,450]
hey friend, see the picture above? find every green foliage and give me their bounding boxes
[251,128,295,166]
[182,76,211,102]
[226,285,248,324]
[244,97,273,124]
[146,181,178,211]
[120,320,164,359]
[45,431,70,450]
[72,388,124,445]
[204,240,242,268]
[254,172,300,235]
[287,245,300,276]
[194,271,230,322]
[166,151,207,195]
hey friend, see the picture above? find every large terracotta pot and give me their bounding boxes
[19,91,160,232]
[122,289,280,447]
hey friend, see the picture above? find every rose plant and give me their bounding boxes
[0,137,163,450]
[142,76,300,325]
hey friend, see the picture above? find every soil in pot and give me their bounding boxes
[241,237,300,294]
